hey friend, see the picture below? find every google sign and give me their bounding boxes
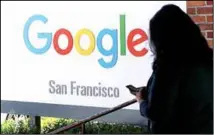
[2,1,186,125]
[23,14,148,68]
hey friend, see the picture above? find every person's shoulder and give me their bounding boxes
[182,62,213,83]
[186,62,212,73]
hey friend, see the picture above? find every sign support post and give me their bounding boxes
[29,116,41,133]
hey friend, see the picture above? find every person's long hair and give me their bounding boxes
[149,4,213,70]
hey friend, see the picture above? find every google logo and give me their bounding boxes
[23,14,149,68]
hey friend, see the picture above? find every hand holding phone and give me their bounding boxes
[126,84,147,97]
[126,85,145,96]
[126,85,147,103]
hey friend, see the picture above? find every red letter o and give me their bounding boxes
[53,28,73,55]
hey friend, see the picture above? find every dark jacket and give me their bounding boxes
[140,62,213,134]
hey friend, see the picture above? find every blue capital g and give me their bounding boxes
[23,14,52,54]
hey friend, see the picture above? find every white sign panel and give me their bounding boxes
[1,1,186,122]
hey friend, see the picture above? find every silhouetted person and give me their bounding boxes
[135,4,213,134]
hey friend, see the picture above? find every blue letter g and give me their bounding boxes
[23,14,52,54]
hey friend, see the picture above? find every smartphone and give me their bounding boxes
[126,85,139,95]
